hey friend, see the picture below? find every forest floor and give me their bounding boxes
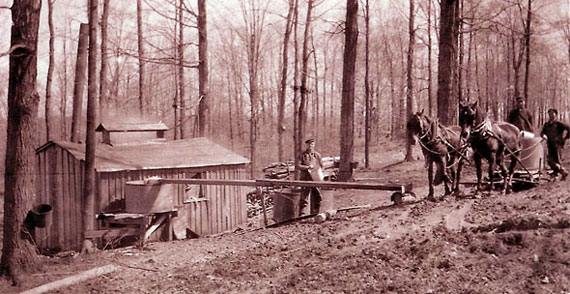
[1,139,570,293]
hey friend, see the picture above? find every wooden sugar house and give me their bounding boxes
[35,123,250,252]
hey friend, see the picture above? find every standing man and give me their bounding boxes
[296,138,324,216]
[507,96,534,132]
[540,108,570,180]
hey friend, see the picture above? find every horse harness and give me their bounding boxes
[417,119,467,165]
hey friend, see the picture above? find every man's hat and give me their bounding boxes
[516,96,524,102]
[548,108,558,115]
[305,138,315,144]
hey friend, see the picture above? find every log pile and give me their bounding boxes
[262,156,340,180]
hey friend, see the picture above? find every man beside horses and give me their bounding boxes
[540,108,570,180]
[507,96,534,133]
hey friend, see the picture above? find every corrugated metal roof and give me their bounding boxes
[37,137,250,172]
[95,122,169,132]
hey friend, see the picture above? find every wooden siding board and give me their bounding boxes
[37,142,248,250]
[62,149,71,249]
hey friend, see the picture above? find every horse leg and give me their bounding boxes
[497,155,509,194]
[453,156,464,196]
[505,153,518,194]
[439,157,452,196]
[487,152,497,195]
[427,160,436,201]
[474,154,483,194]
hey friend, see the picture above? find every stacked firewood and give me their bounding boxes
[262,156,340,180]
[247,156,340,218]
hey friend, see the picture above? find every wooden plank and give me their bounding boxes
[20,265,118,294]
[144,214,167,240]
[62,150,71,250]
[159,178,413,192]
[36,152,46,248]
[85,228,141,238]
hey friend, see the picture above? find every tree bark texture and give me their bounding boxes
[437,0,459,126]
[339,0,358,182]
[99,0,110,122]
[82,0,98,250]
[45,0,55,141]
[136,0,146,116]
[277,0,294,162]
[297,0,313,150]
[198,0,209,137]
[70,23,89,143]
[405,0,416,162]
[1,0,42,283]
[364,0,370,168]
[178,0,187,138]
[523,0,531,103]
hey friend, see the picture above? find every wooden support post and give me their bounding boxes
[257,187,268,228]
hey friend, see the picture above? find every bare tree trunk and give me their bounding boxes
[437,0,459,126]
[293,0,300,178]
[71,23,89,143]
[364,0,370,168]
[45,0,55,141]
[385,42,396,138]
[298,0,313,152]
[242,0,269,178]
[99,0,110,122]
[405,0,416,162]
[339,0,358,182]
[82,0,98,252]
[523,0,531,103]
[61,24,69,139]
[178,0,187,138]
[427,0,434,117]
[1,0,42,284]
[136,0,146,116]
[198,0,209,137]
[277,0,294,161]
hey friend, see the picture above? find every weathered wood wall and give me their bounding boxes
[36,144,249,251]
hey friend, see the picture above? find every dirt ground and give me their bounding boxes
[2,139,570,293]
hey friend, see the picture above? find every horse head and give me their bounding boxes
[458,101,483,140]
[407,109,429,145]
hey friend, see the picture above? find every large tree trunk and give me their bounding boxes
[82,0,98,252]
[99,0,110,122]
[339,0,358,182]
[1,0,42,285]
[277,0,294,162]
[45,0,55,141]
[437,0,459,125]
[405,0,416,162]
[70,23,89,143]
[364,0,370,168]
[136,0,146,116]
[198,0,209,137]
[297,0,313,152]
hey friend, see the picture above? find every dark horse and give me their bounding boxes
[458,101,522,194]
[407,110,466,201]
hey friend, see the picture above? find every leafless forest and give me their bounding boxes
[2,0,570,290]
